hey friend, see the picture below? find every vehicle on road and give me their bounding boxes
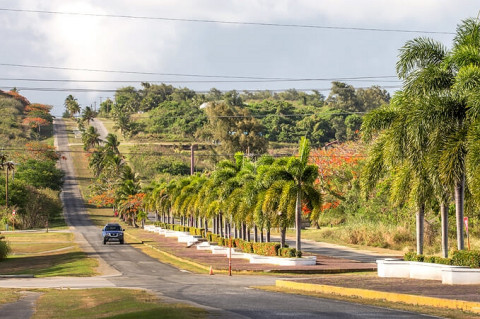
[102,223,125,244]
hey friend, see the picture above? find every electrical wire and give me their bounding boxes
[1,85,402,93]
[0,76,401,84]
[0,8,455,35]
[0,63,400,82]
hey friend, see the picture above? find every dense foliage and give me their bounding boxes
[98,82,389,149]
[0,91,64,235]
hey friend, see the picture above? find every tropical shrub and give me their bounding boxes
[252,242,280,257]
[0,238,10,261]
[403,252,424,262]
[451,250,480,268]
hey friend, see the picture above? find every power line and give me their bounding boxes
[0,63,399,81]
[2,85,402,93]
[0,76,401,84]
[0,8,455,35]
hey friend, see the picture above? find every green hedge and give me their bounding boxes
[0,240,10,261]
[153,224,303,258]
[404,250,480,268]
[451,250,480,268]
[404,252,424,262]
[252,242,280,257]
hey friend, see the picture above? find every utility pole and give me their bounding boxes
[190,144,197,175]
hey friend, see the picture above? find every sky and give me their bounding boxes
[0,0,478,116]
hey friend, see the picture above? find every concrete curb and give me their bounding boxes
[276,280,480,314]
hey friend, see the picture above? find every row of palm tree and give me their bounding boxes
[81,127,144,225]
[143,138,321,250]
[362,18,480,257]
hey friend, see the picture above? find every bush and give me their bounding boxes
[278,247,297,257]
[404,252,454,265]
[0,239,10,261]
[189,227,205,237]
[252,242,280,257]
[451,250,480,268]
[403,252,424,262]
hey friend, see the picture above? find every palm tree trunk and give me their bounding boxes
[254,225,258,242]
[455,177,465,250]
[260,229,264,243]
[247,227,251,242]
[224,218,228,238]
[280,226,286,248]
[416,203,425,255]
[204,218,208,234]
[267,228,271,242]
[220,213,224,237]
[242,222,247,240]
[295,189,302,252]
[441,201,448,258]
[213,217,217,234]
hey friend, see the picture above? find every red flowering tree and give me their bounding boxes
[21,142,59,161]
[89,189,116,208]
[118,193,145,226]
[25,103,51,114]
[22,117,50,133]
[311,141,365,214]
[0,90,30,107]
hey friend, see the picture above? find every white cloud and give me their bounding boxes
[1,0,478,115]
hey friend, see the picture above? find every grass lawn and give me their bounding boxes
[33,288,208,319]
[0,232,98,277]
[0,288,21,306]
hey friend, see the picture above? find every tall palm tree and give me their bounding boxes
[82,106,96,126]
[82,126,101,151]
[262,138,321,252]
[362,92,437,255]
[64,95,80,118]
[104,133,120,155]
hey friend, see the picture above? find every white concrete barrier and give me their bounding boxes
[144,225,156,232]
[442,267,480,285]
[196,242,212,250]
[211,246,229,255]
[376,259,476,284]
[377,259,410,278]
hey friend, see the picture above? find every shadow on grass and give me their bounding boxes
[108,307,207,319]
[0,251,96,276]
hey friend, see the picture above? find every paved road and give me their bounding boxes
[0,119,437,319]
[89,118,109,140]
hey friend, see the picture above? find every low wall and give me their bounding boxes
[377,259,479,285]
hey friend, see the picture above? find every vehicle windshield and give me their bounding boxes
[105,226,121,231]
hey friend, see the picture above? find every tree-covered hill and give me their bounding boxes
[97,82,390,149]
[0,90,64,231]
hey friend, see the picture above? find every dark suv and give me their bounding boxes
[102,223,125,244]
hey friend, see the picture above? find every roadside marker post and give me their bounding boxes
[229,228,232,277]
[12,210,15,231]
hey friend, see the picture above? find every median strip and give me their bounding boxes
[275,280,480,314]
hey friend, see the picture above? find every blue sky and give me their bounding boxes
[0,0,478,116]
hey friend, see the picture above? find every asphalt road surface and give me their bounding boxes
[11,119,435,319]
